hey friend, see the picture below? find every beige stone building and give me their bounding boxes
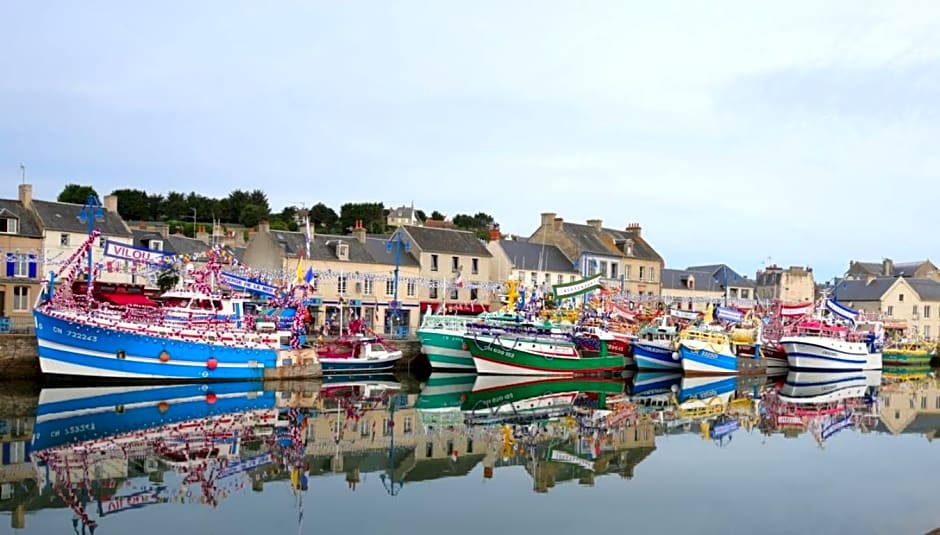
[0,192,44,332]
[529,213,664,298]
[846,258,940,283]
[878,377,940,439]
[755,265,816,304]
[20,185,134,286]
[486,235,579,288]
[833,276,940,340]
[660,268,723,312]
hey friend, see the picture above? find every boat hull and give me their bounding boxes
[319,352,402,374]
[462,375,625,422]
[465,335,624,376]
[34,309,274,381]
[882,349,933,366]
[781,335,881,371]
[632,342,680,370]
[417,329,475,371]
[679,339,738,375]
[778,371,881,404]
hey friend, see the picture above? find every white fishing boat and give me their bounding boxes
[781,299,883,371]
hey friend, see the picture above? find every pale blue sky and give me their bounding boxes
[2,1,939,281]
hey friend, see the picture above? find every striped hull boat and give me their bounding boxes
[417,329,475,371]
[633,341,680,370]
[781,335,882,371]
[679,339,738,375]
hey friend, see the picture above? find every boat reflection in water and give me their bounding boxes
[8,369,940,530]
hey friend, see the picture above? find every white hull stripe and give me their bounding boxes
[38,339,262,368]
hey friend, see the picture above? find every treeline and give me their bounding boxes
[57,184,499,239]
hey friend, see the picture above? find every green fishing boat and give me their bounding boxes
[464,331,624,376]
[415,373,476,428]
[882,341,935,366]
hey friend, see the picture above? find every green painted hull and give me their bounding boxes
[417,329,476,371]
[883,349,934,365]
[415,373,476,411]
[462,376,625,415]
[465,335,625,376]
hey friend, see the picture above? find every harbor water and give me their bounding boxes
[1,369,939,535]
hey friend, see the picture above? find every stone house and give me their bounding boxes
[394,224,496,312]
[486,235,579,289]
[21,185,134,285]
[832,276,940,340]
[685,264,756,305]
[660,268,723,312]
[0,191,44,331]
[755,265,816,304]
[242,221,422,336]
[845,258,940,282]
[386,205,421,227]
[528,213,664,297]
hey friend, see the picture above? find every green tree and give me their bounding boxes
[338,202,385,234]
[58,184,100,205]
[452,213,474,230]
[162,191,189,221]
[221,190,251,223]
[109,188,150,220]
[146,193,165,220]
[239,204,266,228]
[429,210,445,221]
[415,209,427,222]
[310,202,339,232]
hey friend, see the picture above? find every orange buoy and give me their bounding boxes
[158,401,169,413]
[206,358,218,370]
[159,351,170,363]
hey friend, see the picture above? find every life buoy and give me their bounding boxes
[628,301,636,311]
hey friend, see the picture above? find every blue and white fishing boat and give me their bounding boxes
[632,317,680,370]
[678,375,738,404]
[778,371,881,405]
[781,298,884,372]
[679,326,739,375]
[316,334,403,373]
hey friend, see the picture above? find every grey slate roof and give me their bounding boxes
[685,264,756,288]
[266,230,418,266]
[388,206,416,219]
[399,225,491,256]
[560,223,621,257]
[874,414,940,435]
[0,198,42,237]
[661,268,723,291]
[498,239,576,273]
[604,227,663,262]
[32,199,132,237]
[894,261,929,277]
[906,278,940,300]
[831,277,897,301]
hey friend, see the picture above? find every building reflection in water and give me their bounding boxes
[1,368,938,529]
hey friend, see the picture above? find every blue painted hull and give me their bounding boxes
[678,376,737,403]
[679,343,738,374]
[33,308,277,381]
[32,382,275,451]
[633,342,680,370]
[631,372,681,397]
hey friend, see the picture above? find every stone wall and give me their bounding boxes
[0,335,40,379]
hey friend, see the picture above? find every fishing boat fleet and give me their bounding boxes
[418,277,934,377]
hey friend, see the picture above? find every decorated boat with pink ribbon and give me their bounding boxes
[33,230,315,381]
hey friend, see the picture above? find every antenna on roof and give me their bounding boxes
[19,163,25,184]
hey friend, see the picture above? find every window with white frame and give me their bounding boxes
[13,286,29,311]
[926,305,932,319]
[451,256,459,272]
[925,325,931,339]
[450,287,459,300]
[337,275,347,294]
[14,254,28,277]
[385,279,395,295]
[60,233,70,246]
[430,254,439,271]
[429,286,438,299]
[639,266,645,281]
[556,274,562,284]
[648,267,655,282]
[363,278,374,295]
[0,217,17,234]
[406,280,416,297]
[471,258,479,274]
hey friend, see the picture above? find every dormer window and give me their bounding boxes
[623,239,634,257]
[0,216,17,234]
[337,242,349,261]
[687,276,695,290]
[149,239,163,251]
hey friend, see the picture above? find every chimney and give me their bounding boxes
[18,183,32,209]
[196,225,209,242]
[352,219,366,243]
[553,217,563,231]
[488,224,501,242]
[540,212,556,228]
[258,220,270,233]
[586,219,602,231]
[103,194,118,214]
[626,222,642,237]
[882,258,893,277]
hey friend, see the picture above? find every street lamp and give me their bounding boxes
[77,194,104,287]
[385,231,411,337]
[192,208,197,237]
[379,395,403,496]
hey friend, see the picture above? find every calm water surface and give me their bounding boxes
[2,369,939,535]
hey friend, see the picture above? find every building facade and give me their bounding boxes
[0,193,43,332]
[845,258,940,283]
[242,222,423,336]
[660,268,723,312]
[486,236,579,289]
[528,213,664,298]
[833,277,940,340]
[755,265,816,304]
[22,185,134,285]
[685,264,756,306]
[386,205,421,227]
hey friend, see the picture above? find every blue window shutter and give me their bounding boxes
[28,254,37,278]
[5,253,13,277]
